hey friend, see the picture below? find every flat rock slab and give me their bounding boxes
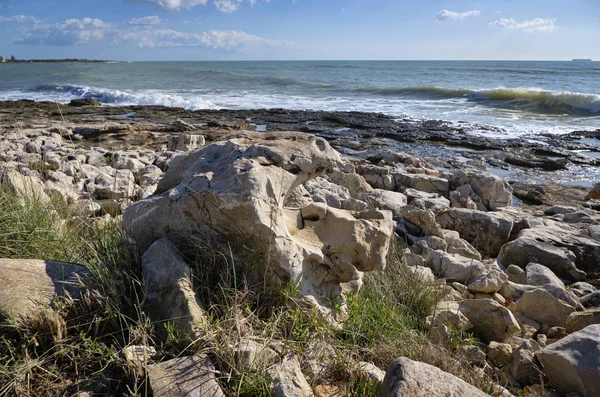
[380,357,488,397]
[536,324,600,397]
[0,258,88,320]
[149,354,224,397]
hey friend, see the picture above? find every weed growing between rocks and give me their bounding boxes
[0,189,503,396]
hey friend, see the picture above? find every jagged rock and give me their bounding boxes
[0,259,88,320]
[453,345,486,365]
[141,239,206,340]
[427,317,451,347]
[94,169,136,200]
[149,354,224,397]
[405,265,435,282]
[357,362,386,382]
[536,324,600,397]
[525,263,565,288]
[269,354,314,397]
[569,282,596,298]
[380,357,489,397]
[393,171,449,196]
[515,313,541,338]
[327,166,372,199]
[227,339,279,371]
[168,133,206,152]
[515,289,575,327]
[404,188,451,213]
[565,310,600,333]
[437,208,513,257]
[398,206,443,237]
[305,177,367,210]
[459,299,521,343]
[69,199,102,217]
[431,301,473,330]
[448,169,512,210]
[488,342,513,367]
[424,250,486,283]
[68,98,101,107]
[511,347,540,386]
[123,345,156,374]
[123,133,393,318]
[109,154,146,174]
[498,223,598,281]
[172,119,197,132]
[580,291,600,308]
[506,265,527,284]
[44,180,79,205]
[467,269,508,294]
[0,168,50,203]
[304,342,336,380]
[367,189,407,215]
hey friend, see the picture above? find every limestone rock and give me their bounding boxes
[515,289,575,327]
[437,208,513,257]
[94,169,136,200]
[459,299,521,343]
[0,259,88,320]
[511,347,540,386]
[367,189,407,216]
[498,224,598,281]
[506,265,527,284]
[270,354,314,397]
[0,168,49,203]
[569,282,596,298]
[168,133,205,152]
[536,324,600,397]
[305,177,366,210]
[228,339,279,371]
[432,301,473,330]
[488,342,513,367]
[141,239,206,340]
[449,170,512,210]
[123,133,394,318]
[398,206,443,237]
[525,263,565,288]
[149,354,224,397]
[357,362,386,382]
[380,357,489,397]
[393,171,449,196]
[467,269,508,294]
[565,310,600,333]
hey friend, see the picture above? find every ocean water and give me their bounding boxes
[1,60,600,138]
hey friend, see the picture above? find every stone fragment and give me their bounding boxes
[459,299,521,343]
[536,324,600,397]
[565,310,600,333]
[269,354,314,397]
[141,239,206,340]
[380,357,489,397]
[0,259,88,320]
[488,342,513,367]
[515,289,575,328]
[149,354,224,397]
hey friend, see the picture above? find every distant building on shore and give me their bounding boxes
[0,56,5,63]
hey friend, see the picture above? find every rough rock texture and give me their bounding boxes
[498,223,598,281]
[459,299,521,343]
[525,263,565,288]
[515,289,576,327]
[269,354,314,397]
[123,133,394,318]
[536,324,600,397]
[437,208,513,257]
[380,357,489,397]
[141,239,206,340]
[448,170,513,211]
[148,354,224,397]
[565,310,600,333]
[488,342,513,367]
[0,259,88,320]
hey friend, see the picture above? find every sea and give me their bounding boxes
[1,60,600,138]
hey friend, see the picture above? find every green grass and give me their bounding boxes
[0,186,503,396]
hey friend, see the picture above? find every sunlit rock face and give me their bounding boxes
[123,132,394,320]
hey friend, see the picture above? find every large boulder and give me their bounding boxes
[0,259,88,320]
[380,357,489,397]
[498,222,599,281]
[515,289,575,327]
[141,239,206,340]
[448,170,512,211]
[123,133,394,318]
[536,324,600,397]
[437,208,513,257]
[459,299,521,343]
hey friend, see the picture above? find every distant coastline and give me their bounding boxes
[0,58,114,64]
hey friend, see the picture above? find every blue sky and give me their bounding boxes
[0,0,598,60]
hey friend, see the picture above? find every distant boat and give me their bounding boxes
[572,58,592,62]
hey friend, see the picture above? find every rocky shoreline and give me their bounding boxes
[1,99,600,396]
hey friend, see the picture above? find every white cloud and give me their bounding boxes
[134,0,268,12]
[135,0,207,11]
[490,17,556,33]
[116,28,266,48]
[16,18,113,46]
[434,9,480,21]
[129,15,161,25]
[0,14,40,23]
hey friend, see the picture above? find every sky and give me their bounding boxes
[0,0,599,61]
